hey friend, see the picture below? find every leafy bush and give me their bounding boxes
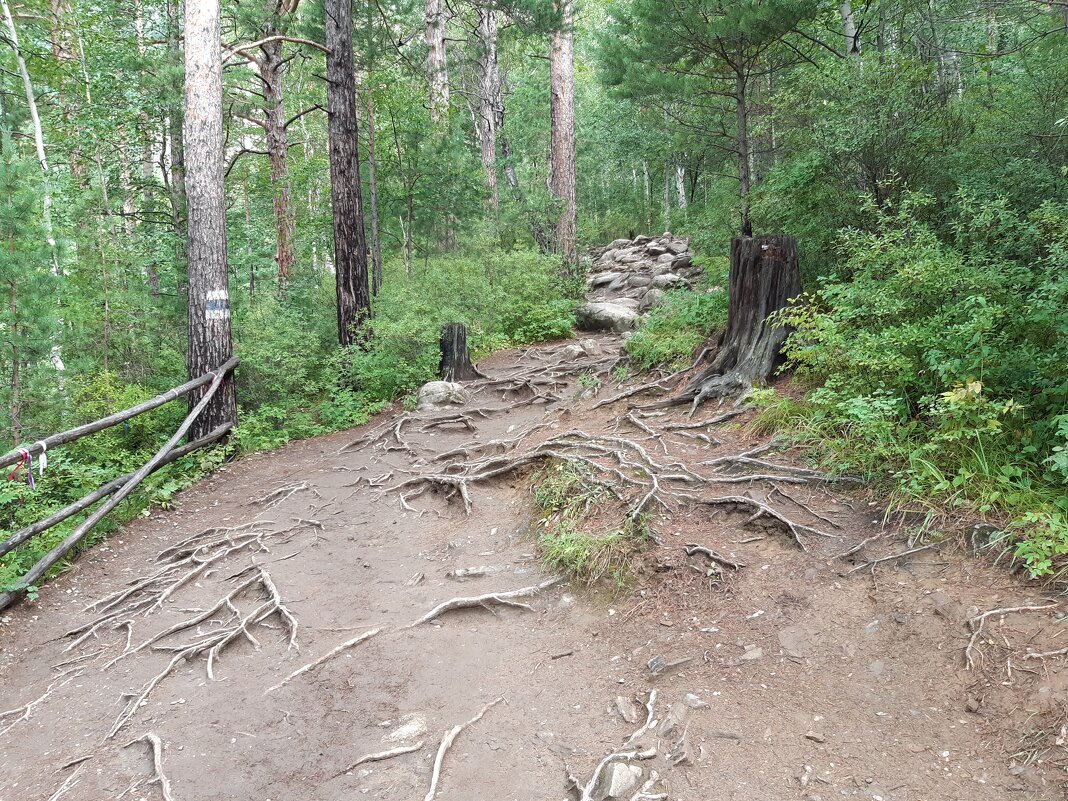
[761,192,1068,577]
[625,260,728,370]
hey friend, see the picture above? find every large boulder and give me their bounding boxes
[608,238,631,249]
[575,302,638,333]
[627,275,652,288]
[672,254,693,270]
[667,240,689,255]
[645,242,668,257]
[417,381,469,410]
[656,252,676,263]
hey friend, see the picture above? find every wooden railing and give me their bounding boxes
[0,357,239,612]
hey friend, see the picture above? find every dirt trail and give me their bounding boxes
[1,255,1066,800]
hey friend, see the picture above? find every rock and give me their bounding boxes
[615,696,639,724]
[650,273,684,289]
[618,253,643,264]
[682,693,708,709]
[589,271,622,288]
[632,234,651,245]
[667,240,689,255]
[445,566,500,580]
[608,238,631,249]
[656,252,676,263]
[612,297,641,311]
[579,340,601,356]
[639,289,667,311]
[628,275,652,288]
[740,646,763,661]
[559,343,586,361]
[601,763,642,799]
[669,729,696,766]
[804,730,826,743]
[595,250,618,265]
[965,697,982,713]
[672,254,693,270]
[417,381,468,410]
[383,714,427,742]
[929,590,964,624]
[645,243,668,257]
[575,302,638,333]
[658,703,689,738]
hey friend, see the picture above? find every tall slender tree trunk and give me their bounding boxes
[424,0,449,121]
[364,85,383,295]
[661,162,671,229]
[734,67,753,237]
[326,0,371,345]
[184,0,236,438]
[548,0,577,274]
[642,159,651,230]
[166,0,187,257]
[474,6,503,215]
[261,37,297,287]
[675,163,687,209]
[839,1,860,56]
[8,278,20,445]
[1,0,58,274]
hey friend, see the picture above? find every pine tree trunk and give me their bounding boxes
[425,0,449,121]
[438,323,481,381]
[165,0,187,256]
[363,83,383,295]
[549,0,577,273]
[184,0,236,439]
[262,37,297,287]
[326,0,372,345]
[474,6,502,215]
[674,235,801,407]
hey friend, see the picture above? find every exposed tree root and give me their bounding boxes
[46,760,90,801]
[768,484,842,529]
[124,732,175,801]
[403,577,563,629]
[693,496,836,550]
[0,669,83,736]
[419,412,481,433]
[702,453,862,485]
[264,627,382,694]
[69,521,310,652]
[107,567,298,739]
[335,741,424,776]
[965,603,1058,671]
[424,698,503,801]
[340,413,414,455]
[684,543,745,570]
[249,482,320,510]
[841,543,939,576]
[1024,647,1068,660]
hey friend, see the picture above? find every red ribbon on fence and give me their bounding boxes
[7,448,35,489]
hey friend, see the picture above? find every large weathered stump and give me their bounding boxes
[677,235,801,406]
[438,323,482,382]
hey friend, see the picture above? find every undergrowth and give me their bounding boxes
[531,461,650,587]
[1,248,577,596]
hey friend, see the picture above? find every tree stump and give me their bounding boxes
[677,235,802,406]
[438,323,482,382]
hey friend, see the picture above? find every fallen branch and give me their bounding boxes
[424,698,503,801]
[965,603,1058,670]
[124,732,175,801]
[265,627,382,694]
[684,543,745,570]
[1023,646,1068,660]
[403,577,563,629]
[335,741,424,776]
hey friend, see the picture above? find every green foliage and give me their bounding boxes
[532,461,650,586]
[758,194,1068,578]
[624,261,728,370]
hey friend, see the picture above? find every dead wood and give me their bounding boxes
[684,543,745,570]
[124,732,175,801]
[1023,647,1068,660]
[424,698,503,801]
[693,496,836,550]
[403,577,563,629]
[265,627,382,694]
[965,603,1058,670]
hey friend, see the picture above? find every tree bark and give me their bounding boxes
[165,0,187,256]
[362,81,383,295]
[839,1,860,56]
[184,0,237,439]
[424,0,449,121]
[548,0,577,274]
[473,5,503,215]
[672,235,801,407]
[261,36,297,286]
[326,0,371,345]
[438,323,481,382]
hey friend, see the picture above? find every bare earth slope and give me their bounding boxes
[1,246,1065,801]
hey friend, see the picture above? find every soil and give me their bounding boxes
[1,318,1066,800]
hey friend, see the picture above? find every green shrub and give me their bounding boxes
[625,264,728,370]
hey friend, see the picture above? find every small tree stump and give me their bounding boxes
[438,323,481,382]
[677,235,802,406]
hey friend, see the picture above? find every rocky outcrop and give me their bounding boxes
[582,233,702,327]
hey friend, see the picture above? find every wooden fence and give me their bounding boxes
[0,357,239,612]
